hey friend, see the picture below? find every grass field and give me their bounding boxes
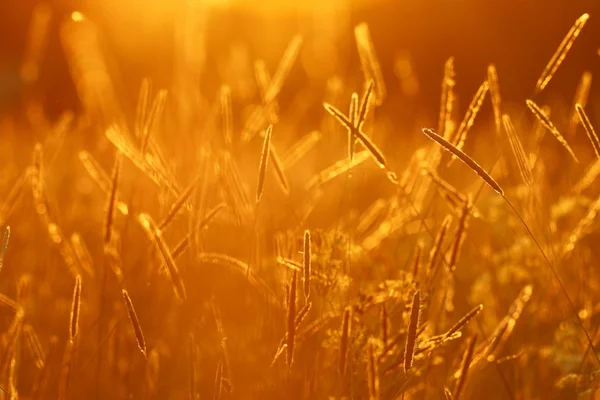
[2,1,600,399]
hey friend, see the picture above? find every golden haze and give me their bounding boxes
[1,1,600,399]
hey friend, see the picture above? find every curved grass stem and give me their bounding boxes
[502,196,600,367]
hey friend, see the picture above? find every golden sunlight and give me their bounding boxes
[1,0,600,398]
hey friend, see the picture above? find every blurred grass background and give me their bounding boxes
[1,0,599,121]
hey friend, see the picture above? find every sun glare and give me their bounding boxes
[71,11,84,22]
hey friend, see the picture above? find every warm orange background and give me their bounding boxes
[1,0,599,121]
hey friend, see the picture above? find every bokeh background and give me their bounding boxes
[1,0,600,122]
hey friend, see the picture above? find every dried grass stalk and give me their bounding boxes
[295,302,312,327]
[303,230,311,299]
[404,290,421,374]
[414,332,462,359]
[57,339,73,400]
[197,253,279,307]
[487,64,502,135]
[122,289,147,357]
[17,274,31,306]
[575,104,600,158]
[256,125,273,202]
[535,13,589,93]
[475,285,532,366]
[104,154,122,248]
[70,233,95,278]
[444,304,483,339]
[212,299,233,391]
[106,125,179,196]
[348,92,359,159]
[0,168,34,225]
[296,311,337,346]
[271,302,312,367]
[78,151,110,192]
[135,78,151,140]
[324,102,387,169]
[254,59,279,124]
[502,114,534,187]
[445,387,454,400]
[0,227,10,273]
[355,23,385,105]
[214,361,223,400]
[479,318,512,364]
[69,275,82,341]
[0,294,19,314]
[242,35,302,142]
[447,197,472,272]
[146,348,160,392]
[453,335,477,399]
[453,81,489,151]
[276,257,302,272]
[306,151,370,190]
[31,142,44,204]
[286,271,297,368]
[79,151,131,214]
[357,80,375,131]
[526,99,579,163]
[356,198,389,237]
[564,193,600,254]
[0,309,23,374]
[23,324,45,369]
[349,92,359,128]
[574,159,600,194]
[141,89,168,153]
[381,303,389,347]
[219,152,252,225]
[189,333,197,400]
[339,307,352,376]
[220,85,233,146]
[421,128,504,195]
[46,221,81,277]
[282,130,321,169]
[439,57,456,139]
[172,203,226,260]
[269,144,290,195]
[265,35,303,104]
[138,213,187,301]
[158,175,200,231]
[411,241,424,283]
[569,71,593,136]
[20,3,52,84]
[422,166,467,210]
[367,339,380,400]
[32,336,58,400]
